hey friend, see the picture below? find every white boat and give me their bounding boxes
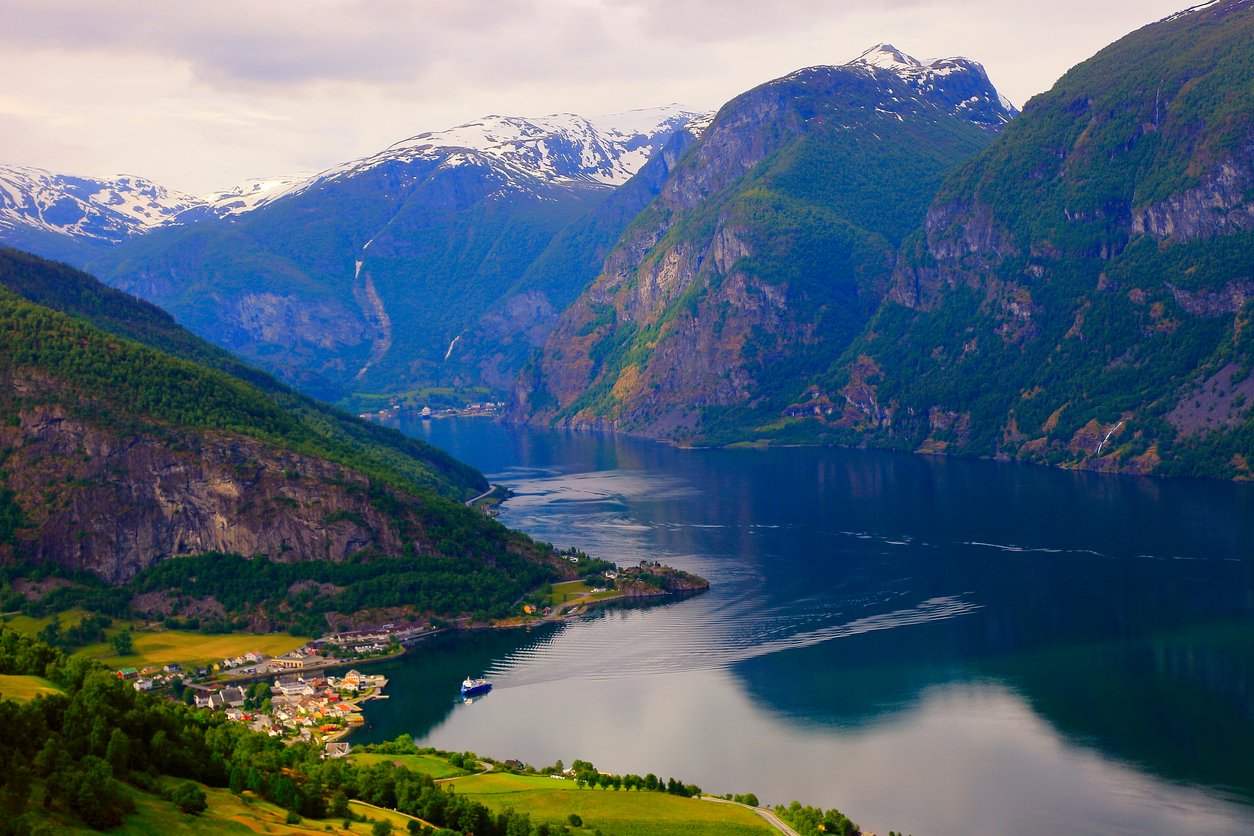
[460,677,492,696]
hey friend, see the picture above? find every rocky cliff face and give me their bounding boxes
[821,0,1254,478]
[2,388,411,583]
[512,47,1012,442]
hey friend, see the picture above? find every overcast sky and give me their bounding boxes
[0,0,1191,194]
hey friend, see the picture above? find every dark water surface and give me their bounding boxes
[357,418,1254,835]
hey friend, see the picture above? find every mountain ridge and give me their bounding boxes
[791,0,1254,478]
[0,105,707,249]
[511,45,1016,440]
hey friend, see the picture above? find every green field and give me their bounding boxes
[0,673,62,701]
[349,752,469,780]
[0,609,309,669]
[549,580,593,605]
[347,800,431,831]
[1,608,91,634]
[453,773,773,836]
[81,629,308,669]
[23,781,361,835]
[548,581,621,607]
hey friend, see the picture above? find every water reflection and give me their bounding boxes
[366,418,1254,834]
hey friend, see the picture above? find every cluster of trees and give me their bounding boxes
[34,613,112,652]
[774,800,860,836]
[567,759,701,797]
[130,550,560,634]
[0,627,593,833]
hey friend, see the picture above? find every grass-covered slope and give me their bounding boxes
[817,0,1254,477]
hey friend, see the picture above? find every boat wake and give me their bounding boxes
[482,593,981,688]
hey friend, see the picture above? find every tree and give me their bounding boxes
[105,728,130,775]
[372,821,393,836]
[171,781,207,815]
[111,628,135,657]
[567,813,583,827]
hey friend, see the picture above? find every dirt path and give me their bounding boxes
[466,487,497,506]
[435,761,495,783]
[700,796,802,836]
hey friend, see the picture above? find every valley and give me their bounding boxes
[0,1,1252,834]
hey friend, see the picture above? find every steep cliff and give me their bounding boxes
[512,47,1014,443]
[819,0,1254,477]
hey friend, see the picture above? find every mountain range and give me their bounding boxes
[512,2,1254,479]
[807,0,1254,478]
[511,44,1017,439]
[0,107,705,404]
[2,1,1252,480]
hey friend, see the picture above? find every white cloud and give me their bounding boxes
[0,0,1192,192]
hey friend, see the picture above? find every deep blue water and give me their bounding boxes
[355,418,1254,835]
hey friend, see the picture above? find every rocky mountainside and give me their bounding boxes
[0,249,568,619]
[808,0,1254,478]
[56,106,704,404]
[510,45,1015,441]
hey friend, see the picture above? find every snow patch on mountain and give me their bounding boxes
[200,174,312,217]
[846,43,1018,123]
[0,165,199,244]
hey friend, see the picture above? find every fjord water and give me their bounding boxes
[360,419,1254,835]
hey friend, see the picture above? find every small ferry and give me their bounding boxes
[460,677,492,696]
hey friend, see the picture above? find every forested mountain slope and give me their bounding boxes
[813,0,1254,477]
[511,46,1015,443]
[0,249,569,624]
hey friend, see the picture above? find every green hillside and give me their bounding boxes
[816,0,1254,477]
[516,55,1011,443]
[0,247,484,501]
[0,249,577,624]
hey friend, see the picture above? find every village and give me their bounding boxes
[113,627,412,756]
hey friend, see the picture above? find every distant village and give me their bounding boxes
[114,626,420,756]
[359,401,505,423]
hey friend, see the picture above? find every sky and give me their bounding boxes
[0,0,1194,195]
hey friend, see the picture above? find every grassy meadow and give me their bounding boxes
[453,772,773,836]
[349,752,471,780]
[0,673,63,701]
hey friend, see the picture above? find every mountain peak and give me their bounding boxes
[851,43,924,71]
[841,43,1018,125]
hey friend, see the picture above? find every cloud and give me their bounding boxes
[0,0,543,90]
[0,0,1196,193]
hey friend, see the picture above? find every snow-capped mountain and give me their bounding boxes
[0,165,200,245]
[306,104,707,194]
[0,105,707,251]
